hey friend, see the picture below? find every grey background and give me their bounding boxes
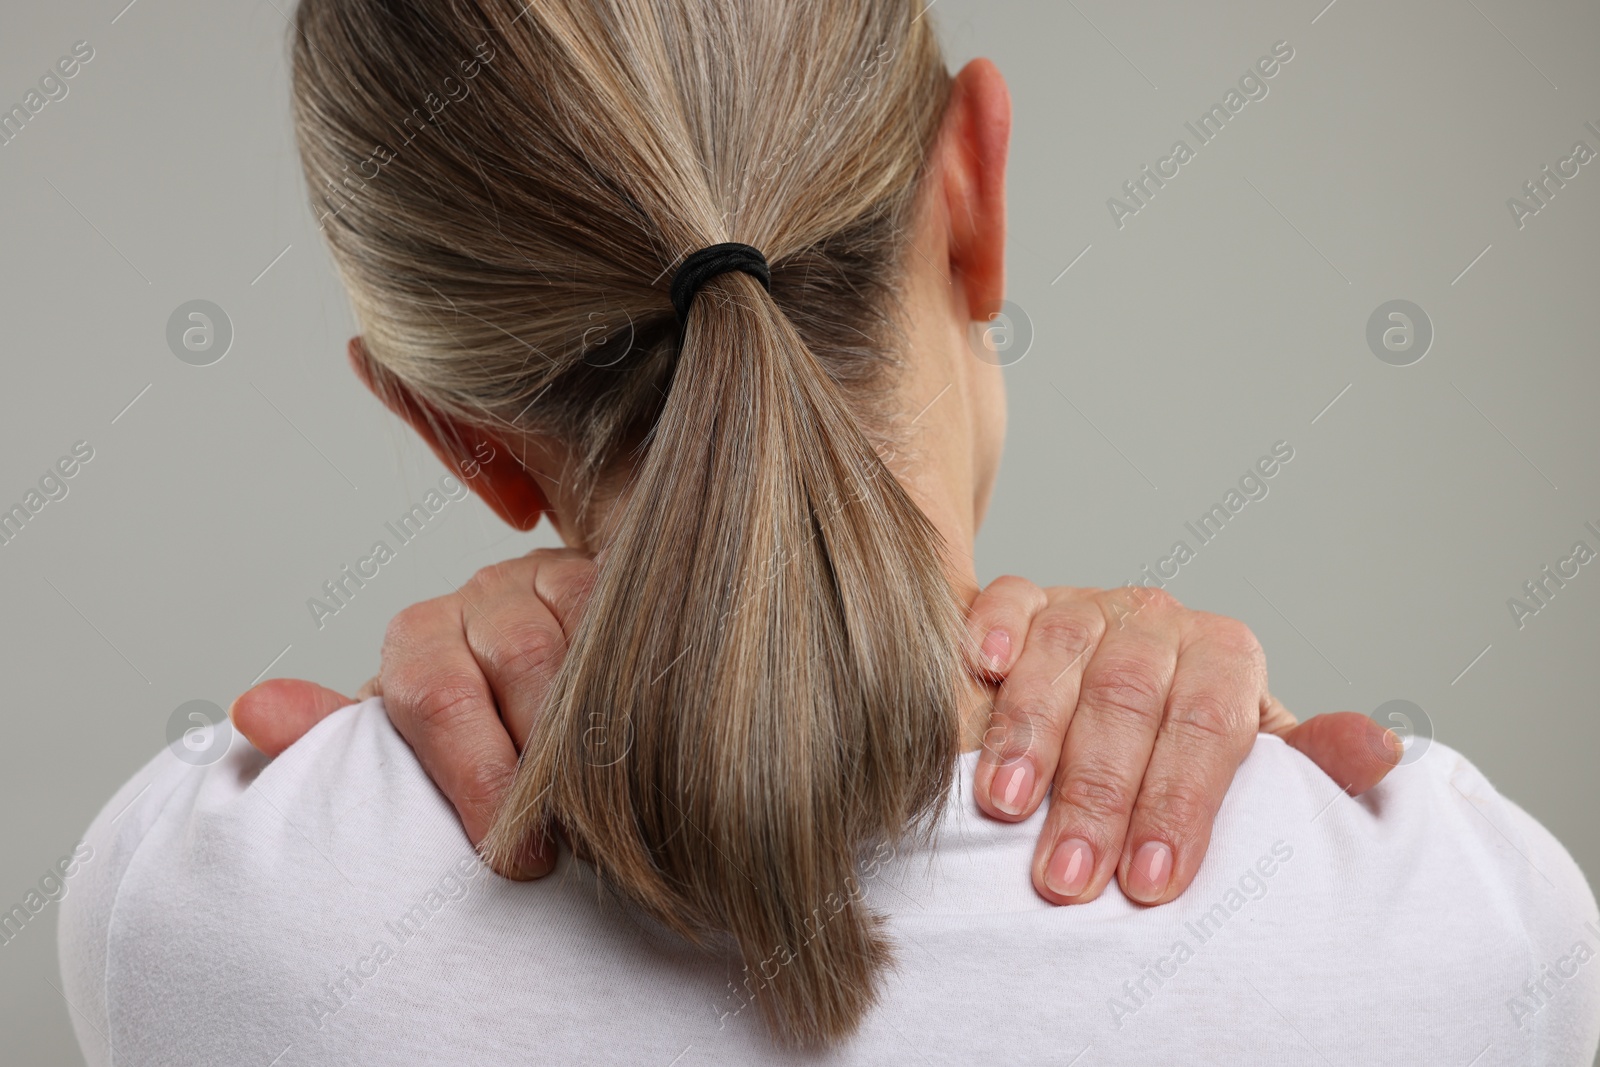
[2,0,1596,1062]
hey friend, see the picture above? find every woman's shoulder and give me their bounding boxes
[941,728,1600,960]
[1231,731,1597,921]
[62,697,442,918]
[912,732,1600,1063]
[1252,731,1590,883]
[1251,731,1600,1055]
[58,698,776,1066]
[57,699,477,1066]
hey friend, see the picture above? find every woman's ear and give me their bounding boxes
[347,336,550,530]
[939,57,1011,322]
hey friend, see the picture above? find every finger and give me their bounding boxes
[1282,711,1402,796]
[963,574,1048,678]
[456,560,574,750]
[972,590,1105,822]
[527,547,598,628]
[355,674,382,701]
[229,678,355,758]
[1031,588,1182,905]
[1257,689,1298,736]
[380,595,555,880]
[1116,618,1262,906]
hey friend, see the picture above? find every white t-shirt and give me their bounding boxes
[59,698,1600,1066]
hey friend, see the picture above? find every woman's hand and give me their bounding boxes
[230,556,1399,899]
[232,549,597,880]
[963,581,1399,906]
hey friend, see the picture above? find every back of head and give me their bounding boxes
[290,0,961,1045]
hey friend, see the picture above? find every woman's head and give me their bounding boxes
[291,0,1010,1044]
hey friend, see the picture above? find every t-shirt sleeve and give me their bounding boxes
[1439,745,1600,1064]
[55,732,271,1067]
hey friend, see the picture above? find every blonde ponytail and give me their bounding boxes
[291,0,959,1044]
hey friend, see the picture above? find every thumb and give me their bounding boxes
[229,678,358,757]
[1280,711,1403,797]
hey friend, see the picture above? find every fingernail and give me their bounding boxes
[1126,841,1173,903]
[980,628,1011,671]
[503,833,554,881]
[1382,727,1405,765]
[1044,838,1093,897]
[989,757,1035,816]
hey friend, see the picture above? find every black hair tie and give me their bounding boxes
[669,242,772,332]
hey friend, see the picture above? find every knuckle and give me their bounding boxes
[542,559,597,619]
[1030,611,1103,661]
[383,602,431,648]
[1171,694,1241,751]
[470,559,521,593]
[1056,767,1136,824]
[993,696,1058,756]
[988,573,1034,592]
[1205,613,1265,659]
[1135,586,1179,612]
[1167,691,1249,748]
[408,678,488,734]
[1137,783,1212,838]
[379,598,459,675]
[1094,586,1171,629]
[1081,659,1168,726]
[488,621,565,686]
[1105,585,1176,618]
[455,756,514,811]
[981,574,1048,616]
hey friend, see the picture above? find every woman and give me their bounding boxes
[59,0,1599,1063]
